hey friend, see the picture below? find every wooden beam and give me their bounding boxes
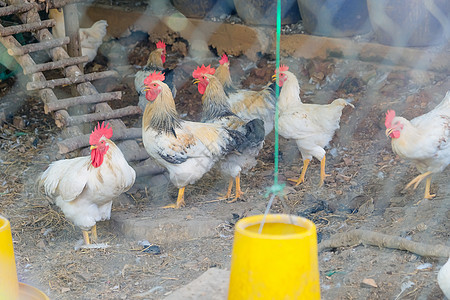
[0,3,34,17]
[54,106,142,128]
[45,91,122,113]
[63,4,82,61]
[23,55,89,75]
[26,70,118,90]
[8,37,69,56]
[0,20,56,37]
[57,127,142,154]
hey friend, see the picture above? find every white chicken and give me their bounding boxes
[274,65,354,187]
[385,91,450,199]
[49,8,108,65]
[40,122,136,244]
[438,257,450,299]
[141,71,246,208]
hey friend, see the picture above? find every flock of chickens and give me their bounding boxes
[35,18,449,295]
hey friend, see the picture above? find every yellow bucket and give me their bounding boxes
[228,214,320,299]
[0,215,49,300]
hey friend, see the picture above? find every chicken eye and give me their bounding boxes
[153,83,157,87]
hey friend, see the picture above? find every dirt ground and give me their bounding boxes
[1,9,450,300]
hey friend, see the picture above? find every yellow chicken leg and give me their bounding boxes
[82,230,91,245]
[228,173,243,203]
[404,171,432,190]
[91,225,97,242]
[319,156,330,187]
[424,176,436,199]
[218,178,234,200]
[288,159,310,186]
[163,187,186,209]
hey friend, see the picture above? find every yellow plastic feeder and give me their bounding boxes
[0,215,49,300]
[228,214,320,299]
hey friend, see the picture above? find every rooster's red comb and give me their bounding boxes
[278,65,289,72]
[192,64,215,79]
[144,71,165,85]
[89,122,113,145]
[385,110,396,128]
[219,54,228,65]
[156,41,166,49]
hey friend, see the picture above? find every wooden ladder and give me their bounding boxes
[0,0,163,177]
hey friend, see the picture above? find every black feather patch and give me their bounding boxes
[158,150,187,164]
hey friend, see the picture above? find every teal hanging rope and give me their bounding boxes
[259,0,285,233]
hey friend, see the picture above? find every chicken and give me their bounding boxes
[385,91,450,199]
[274,65,354,187]
[39,122,136,245]
[49,8,108,65]
[141,71,246,208]
[215,54,276,136]
[438,257,450,299]
[134,41,176,112]
[193,64,265,202]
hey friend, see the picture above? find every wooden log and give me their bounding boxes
[26,70,118,90]
[23,55,89,75]
[134,162,165,177]
[63,4,81,61]
[0,3,34,16]
[8,37,69,56]
[0,20,55,36]
[54,106,142,128]
[45,91,122,113]
[57,126,142,154]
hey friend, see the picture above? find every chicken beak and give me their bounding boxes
[192,79,200,85]
[90,145,97,150]
[385,128,393,137]
[271,74,277,82]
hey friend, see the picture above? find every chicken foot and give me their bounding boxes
[423,177,435,199]
[82,224,98,245]
[319,156,331,187]
[218,173,244,203]
[288,159,310,186]
[217,178,234,200]
[163,187,186,209]
[228,173,243,203]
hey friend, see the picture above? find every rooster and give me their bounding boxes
[141,71,246,208]
[385,91,450,199]
[39,122,136,245]
[135,41,176,112]
[273,65,354,187]
[193,65,265,202]
[49,8,108,65]
[214,54,276,136]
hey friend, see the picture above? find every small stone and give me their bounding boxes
[361,278,378,288]
[13,116,24,129]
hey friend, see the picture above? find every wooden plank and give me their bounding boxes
[23,55,89,75]
[8,37,69,56]
[45,91,122,113]
[0,20,56,36]
[54,106,142,128]
[57,127,143,154]
[26,70,118,90]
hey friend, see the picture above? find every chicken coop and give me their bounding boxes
[0,0,449,299]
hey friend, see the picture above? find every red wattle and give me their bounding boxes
[198,83,206,95]
[161,55,166,64]
[91,148,104,168]
[391,131,400,139]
